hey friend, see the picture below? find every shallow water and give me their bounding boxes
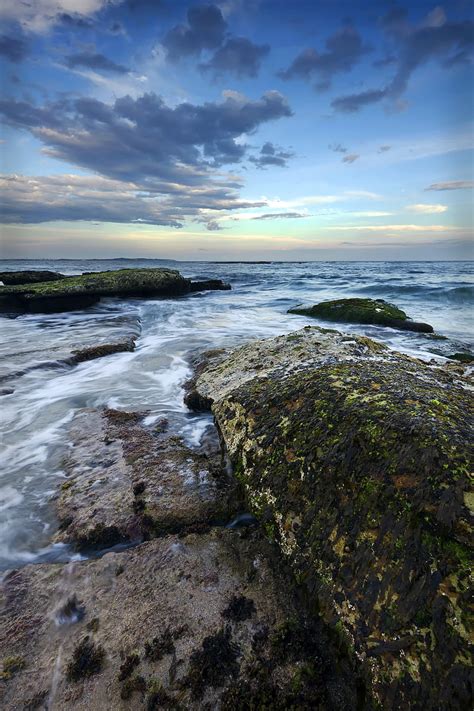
[0,259,472,569]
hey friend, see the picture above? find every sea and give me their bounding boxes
[0,259,472,570]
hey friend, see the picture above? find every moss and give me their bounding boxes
[448,352,474,363]
[185,626,240,699]
[144,628,175,662]
[118,652,140,681]
[66,637,104,682]
[222,595,256,622]
[146,679,183,710]
[1,655,25,680]
[120,674,147,700]
[288,298,433,332]
[210,350,473,708]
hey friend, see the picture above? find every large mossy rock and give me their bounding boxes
[0,268,230,313]
[289,297,434,333]
[190,327,473,709]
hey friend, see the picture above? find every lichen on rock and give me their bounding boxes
[190,326,473,708]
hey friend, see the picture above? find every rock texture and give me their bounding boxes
[55,408,238,550]
[1,528,355,710]
[0,270,66,285]
[0,268,231,313]
[289,297,434,333]
[189,326,473,709]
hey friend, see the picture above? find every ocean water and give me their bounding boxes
[0,259,472,569]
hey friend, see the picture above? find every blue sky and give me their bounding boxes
[0,0,473,260]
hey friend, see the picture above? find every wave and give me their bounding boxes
[354,283,474,305]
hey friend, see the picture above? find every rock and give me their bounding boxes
[0,529,355,710]
[189,326,473,709]
[190,279,231,292]
[0,270,66,285]
[69,339,136,364]
[0,268,231,313]
[288,297,434,333]
[448,352,474,364]
[55,408,239,550]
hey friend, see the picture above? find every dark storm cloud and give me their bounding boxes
[65,52,130,74]
[252,212,308,220]
[249,141,294,169]
[163,4,227,61]
[332,12,474,113]
[200,37,270,78]
[0,35,29,63]
[0,90,290,226]
[279,26,370,89]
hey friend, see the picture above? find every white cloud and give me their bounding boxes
[0,0,120,33]
[328,224,459,232]
[407,203,448,214]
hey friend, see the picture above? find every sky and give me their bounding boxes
[0,0,473,260]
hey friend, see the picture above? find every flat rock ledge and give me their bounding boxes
[188,326,474,709]
[54,408,239,549]
[0,268,231,313]
[1,529,357,710]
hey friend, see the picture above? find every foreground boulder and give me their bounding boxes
[0,270,66,285]
[289,297,434,333]
[0,268,230,313]
[189,327,473,709]
[1,528,356,710]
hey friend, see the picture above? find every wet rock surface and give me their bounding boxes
[0,529,355,710]
[0,270,66,285]
[55,408,239,550]
[190,326,473,709]
[0,268,231,313]
[289,297,434,333]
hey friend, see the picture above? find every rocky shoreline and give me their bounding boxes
[0,273,472,709]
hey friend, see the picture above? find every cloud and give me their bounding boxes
[342,153,359,164]
[0,0,113,33]
[251,212,309,220]
[378,145,391,153]
[407,203,447,214]
[65,52,129,74]
[279,26,370,89]
[426,180,474,191]
[331,88,387,113]
[0,34,28,62]
[0,90,291,184]
[332,12,474,112]
[328,224,457,232]
[0,173,268,228]
[0,89,291,227]
[200,37,269,78]
[249,141,294,168]
[328,143,347,153]
[57,12,94,29]
[163,4,227,61]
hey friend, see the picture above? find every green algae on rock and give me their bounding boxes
[189,327,473,709]
[0,268,230,313]
[289,297,434,333]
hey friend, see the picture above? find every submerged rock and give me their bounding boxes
[55,408,238,550]
[0,268,231,313]
[0,529,355,710]
[0,270,66,285]
[288,297,434,333]
[189,326,473,708]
